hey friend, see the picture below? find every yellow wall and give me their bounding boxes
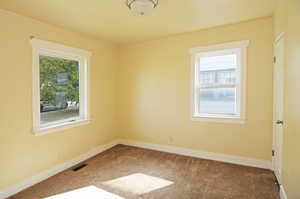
[274,0,300,198]
[117,17,274,161]
[0,9,118,190]
[274,0,287,38]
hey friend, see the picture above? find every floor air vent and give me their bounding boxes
[72,163,87,171]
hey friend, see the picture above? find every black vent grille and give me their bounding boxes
[72,163,87,171]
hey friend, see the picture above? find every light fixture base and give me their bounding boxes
[126,0,159,15]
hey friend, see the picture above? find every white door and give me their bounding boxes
[273,34,285,184]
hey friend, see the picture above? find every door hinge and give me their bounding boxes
[274,56,277,63]
[276,120,284,125]
[272,150,275,156]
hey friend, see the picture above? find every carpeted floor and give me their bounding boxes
[10,145,280,199]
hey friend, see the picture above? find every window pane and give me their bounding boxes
[199,54,237,85]
[198,87,236,115]
[39,56,80,125]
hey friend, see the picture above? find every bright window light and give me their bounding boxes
[102,173,174,195]
[44,186,124,199]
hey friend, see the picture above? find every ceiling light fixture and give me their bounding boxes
[126,0,159,15]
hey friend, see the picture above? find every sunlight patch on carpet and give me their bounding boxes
[44,186,124,199]
[102,173,174,195]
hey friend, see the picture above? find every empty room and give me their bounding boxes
[0,0,299,199]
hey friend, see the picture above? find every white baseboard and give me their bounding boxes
[280,185,288,199]
[0,140,119,199]
[119,139,272,170]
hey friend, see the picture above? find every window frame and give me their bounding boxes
[189,40,249,123]
[30,38,91,135]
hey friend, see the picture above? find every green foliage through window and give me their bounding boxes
[39,56,79,106]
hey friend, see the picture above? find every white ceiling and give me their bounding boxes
[0,0,274,43]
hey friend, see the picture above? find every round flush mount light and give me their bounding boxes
[126,0,159,15]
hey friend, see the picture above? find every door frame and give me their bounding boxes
[272,32,285,184]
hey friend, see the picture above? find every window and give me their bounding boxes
[190,41,249,123]
[31,38,91,134]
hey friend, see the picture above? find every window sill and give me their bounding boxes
[192,115,245,124]
[34,119,91,136]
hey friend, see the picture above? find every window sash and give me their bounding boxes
[194,87,238,116]
[37,51,86,127]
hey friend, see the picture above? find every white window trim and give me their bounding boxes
[30,38,92,135]
[189,40,249,124]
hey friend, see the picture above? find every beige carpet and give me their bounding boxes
[10,145,280,199]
